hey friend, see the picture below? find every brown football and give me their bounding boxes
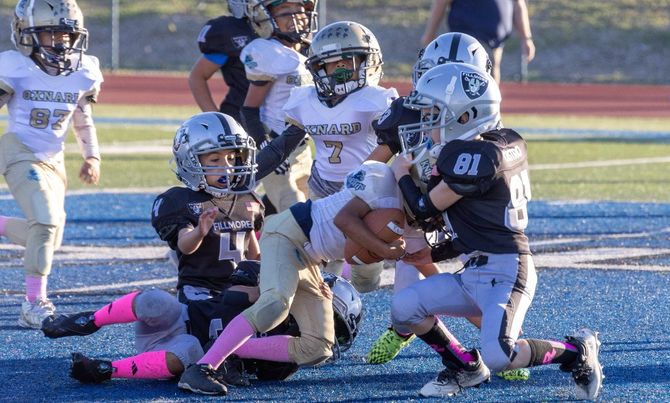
[344,208,406,265]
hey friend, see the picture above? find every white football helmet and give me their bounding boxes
[399,63,501,161]
[245,0,317,44]
[228,0,247,19]
[322,271,362,353]
[172,112,257,196]
[12,0,88,75]
[413,32,491,87]
[306,21,383,102]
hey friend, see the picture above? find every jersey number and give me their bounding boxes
[218,232,245,263]
[324,140,343,164]
[505,169,531,231]
[453,153,481,176]
[29,108,71,130]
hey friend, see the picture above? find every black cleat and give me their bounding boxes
[214,356,249,387]
[178,363,228,395]
[70,353,113,383]
[41,311,100,338]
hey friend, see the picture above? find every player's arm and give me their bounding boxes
[189,56,224,112]
[240,81,273,146]
[334,197,406,260]
[366,144,394,163]
[245,231,260,260]
[177,207,218,255]
[255,123,306,180]
[72,96,101,185]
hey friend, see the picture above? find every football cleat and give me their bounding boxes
[70,353,113,383]
[214,356,249,387]
[18,298,56,329]
[178,363,228,395]
[41,311,99,338]
[419,350,491,398]
[367,328,415,364]
[561,328,604,401]
[496,367,531,381]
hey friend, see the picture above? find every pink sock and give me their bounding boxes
[93,291,139,327]
[235,335,292,362]
[198,314,254,368]
[112,350,174,379]
[25,275,47,303]
[0,216,8,236]
[342,262,351,280]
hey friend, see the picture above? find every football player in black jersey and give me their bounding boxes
[389,63,603,400]
[189,0,255,122]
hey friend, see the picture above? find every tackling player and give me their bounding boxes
[0,0,103,329]
[391,63,603,400]
[189,0,255,122]
[177,160,414,395]
[239,0,317,213]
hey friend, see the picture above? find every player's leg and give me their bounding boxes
[4,156,66,328]
[0,215,29,246]
[391,272,490,397]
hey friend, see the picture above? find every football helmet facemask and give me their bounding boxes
[172,112,257,197]
[12,0,88,76]
[245,0,317,44]
[306,21,383,102]
[322,272,363,354]
[399,64,501,162]
[413,32,491,87]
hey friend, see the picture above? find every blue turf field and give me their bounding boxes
[1,192,669,402]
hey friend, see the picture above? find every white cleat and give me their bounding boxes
[419,350,491,397]
[18,298,56,329]
[564,328,604,401]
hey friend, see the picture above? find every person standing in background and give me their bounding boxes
[421,0,535,83]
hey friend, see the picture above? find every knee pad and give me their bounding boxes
[24,223,59,276]
[481,336,515,373]
[350,262,382,293]
[167,334,205,366]
[135,289,183,328]
[246,289,291,333]
[291,334,333,366]
[391,287,422,327]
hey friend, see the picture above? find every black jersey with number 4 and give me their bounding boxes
[435,128,531,254]
[197,16,255,118]
[151,187,264,292]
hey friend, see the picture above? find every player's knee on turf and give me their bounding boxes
[134,289,182,328]
[292,334,333,366]
[390,287,424,331]
[481,336,515,373]
[350,262,382,293]
[246,289,291,333]
[25,223,59,276]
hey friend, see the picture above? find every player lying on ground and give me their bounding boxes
[41,262,360,386]
[176,159,429,395]
[390,63,603,400]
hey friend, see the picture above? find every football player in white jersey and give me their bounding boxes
[177,160,410,395]
[239,0,317,214]
[0,0,104,329]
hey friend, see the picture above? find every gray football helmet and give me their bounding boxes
[12,0,88,75]
[172,112,257,196]
[399,63,501,161]
[245,0,317,44]
[322,271,362,353]
[413,32,491,87]
[306,21,383,102]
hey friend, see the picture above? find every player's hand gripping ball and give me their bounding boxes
[344,208,405,265]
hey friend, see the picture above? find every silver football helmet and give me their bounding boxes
[245,0,317,44]
[399,63,501,162]
[306,21,383,101]
[413,32,491,87]
[322,271,362,353]
[228,0,247,19]
[172,112,257,196]
[12,0,88,75]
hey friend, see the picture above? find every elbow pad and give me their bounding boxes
[240,106,267,146]
[398,175,441,220]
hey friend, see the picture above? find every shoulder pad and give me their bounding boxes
[346,86,398,113]
[344,160,400,204]
[283,85,315,114]
[241,39,301,80]
[0,51,29,79]
[372,96,420,132]
[199,16,253,54]
[436,140,497,197]
[150,187,196,247]
[80,55,104,85]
